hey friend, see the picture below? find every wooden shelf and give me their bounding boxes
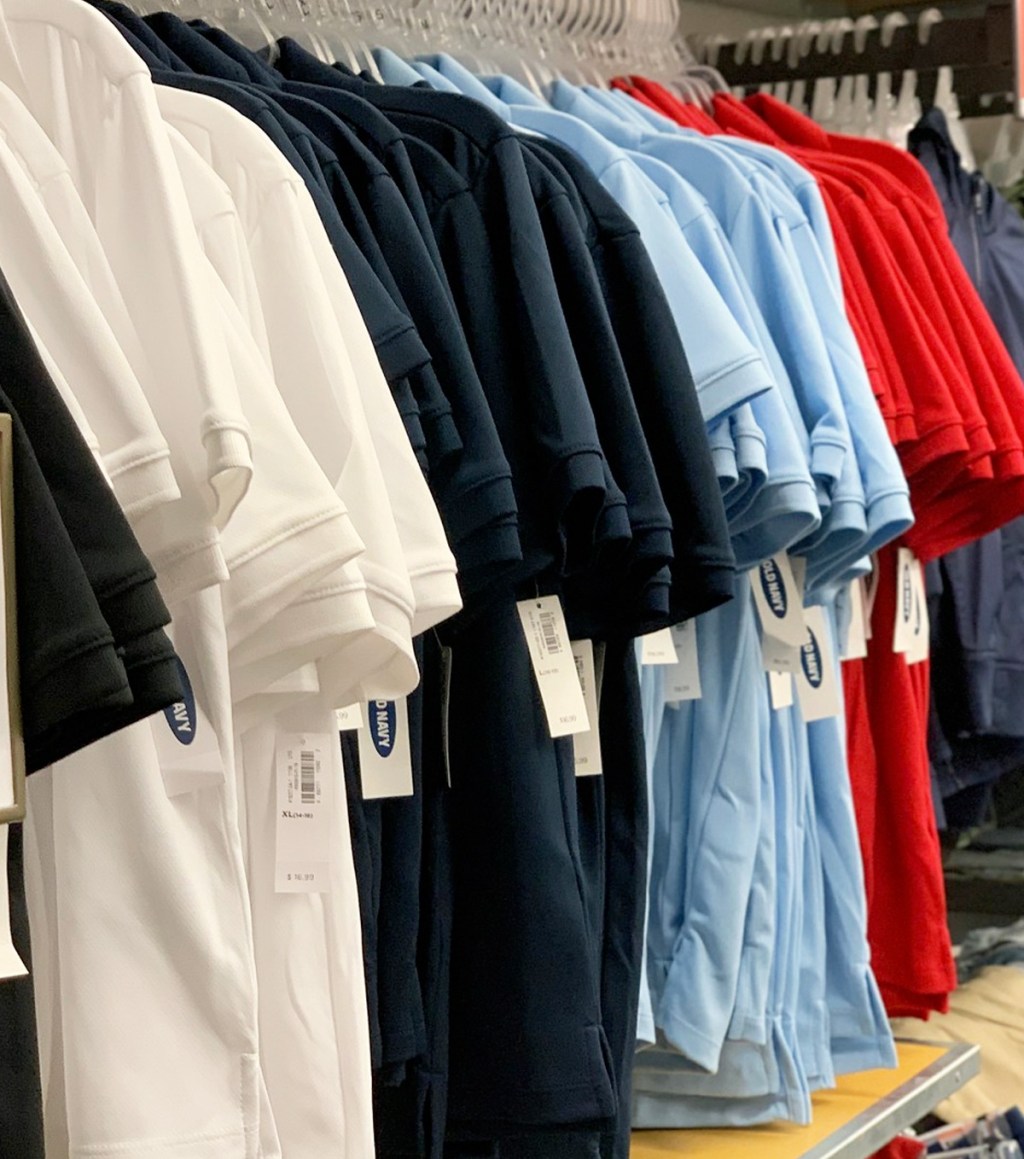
[631,1040,980,1159]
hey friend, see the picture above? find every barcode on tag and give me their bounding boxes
[540,609,562,655]
[300,749,316,804]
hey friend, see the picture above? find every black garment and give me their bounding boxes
[0,273,182,769]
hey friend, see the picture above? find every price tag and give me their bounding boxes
[639,626,678,666]
[752,553,806,647]
[516,596,589,737]
[905,562,930,666]
[892,548,918,654]
[335,703,364,731]
[796,607,841,722]
[571,640,602,777]
[664,621,702,703]
[359,698,414,799]
[841,577,869,661]
[275,732,333,893]
[768,668,794,710]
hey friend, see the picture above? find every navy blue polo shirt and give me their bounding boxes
[513,139,676,637]
[527,135,735,622]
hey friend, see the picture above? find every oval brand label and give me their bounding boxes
[801,629,824,689]
[370,700,396,759]
[759,558,788,619]
[163,657,197,746]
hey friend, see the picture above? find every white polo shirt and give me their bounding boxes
[156,85,459,706]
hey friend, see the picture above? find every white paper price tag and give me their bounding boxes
[664,621,702,703]
[571,640,602,777]
[275,732,333,893]
[892,548,918,654]
[841,577,869,661]
[516,596,590,737]
[905,561,930,666]
[752,553,806,647]
[639,626,679,666]
[796,607,842,722]
[335,703,364,731]
[359,699,414,799]
[768,669,794,710]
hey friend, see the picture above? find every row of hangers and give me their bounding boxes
[131,0,729,97]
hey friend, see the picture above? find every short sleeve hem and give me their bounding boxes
[696,354,773,426]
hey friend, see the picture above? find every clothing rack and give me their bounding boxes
[702,4,1020,119]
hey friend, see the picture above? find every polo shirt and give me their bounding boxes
[2,0,257,561]
[0,275,150,770]
[164,125,379,695]
[0,80,181,527]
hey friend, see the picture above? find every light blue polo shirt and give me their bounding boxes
[547,82,853,506]
[643,574,766,1072]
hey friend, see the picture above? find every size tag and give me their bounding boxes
[752,553,806,647]
[335,703,364,731]
[275,732,333,893]
[664,621,702,704]
[152,643,224,797]
[571,640,602,777]
[841,578,869,661]
[439,645,453,788]
[516,596,589,737]
[892,548,919,654]
[796,607,841,722]
[905,561,930,666]
[359,698,414,799]
[768,669,794,710]
[639,627,678,665]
